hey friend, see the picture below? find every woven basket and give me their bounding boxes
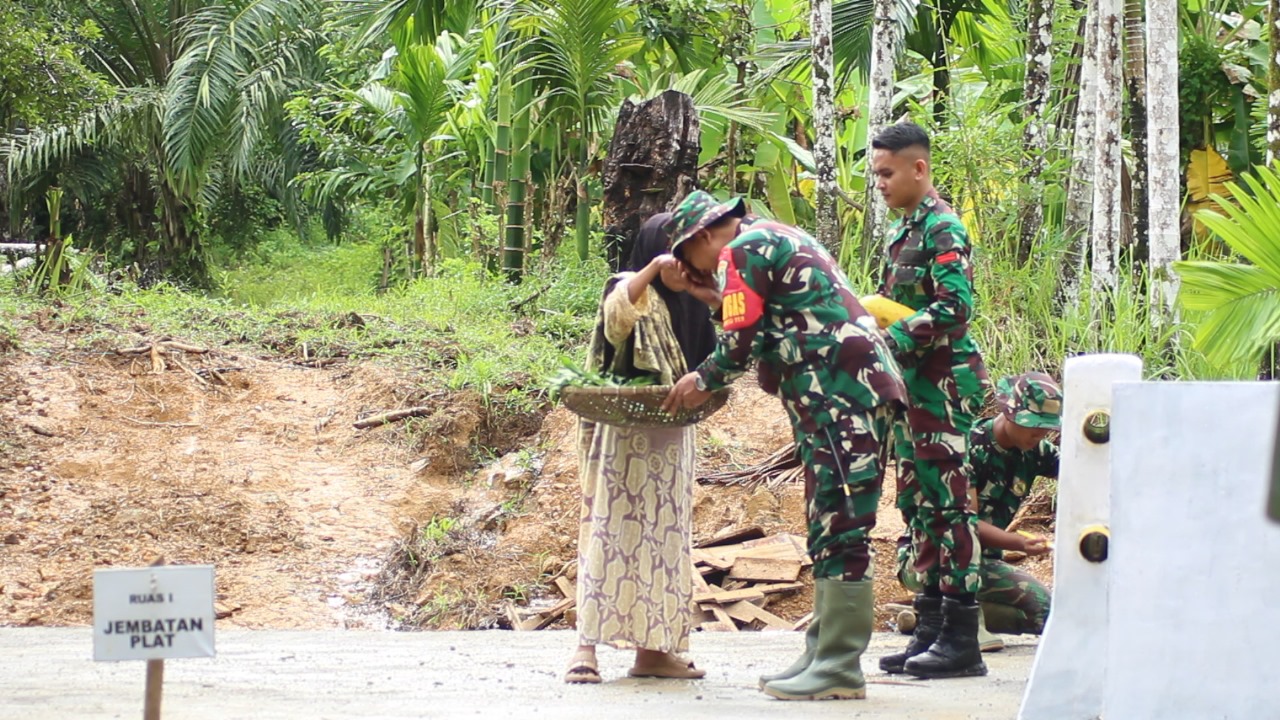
[561,384,731,428]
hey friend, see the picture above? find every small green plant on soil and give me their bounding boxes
[420,516,458,545]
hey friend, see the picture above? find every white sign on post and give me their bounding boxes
[93,565,216,661]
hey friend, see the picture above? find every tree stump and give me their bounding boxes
[601,90,700,271]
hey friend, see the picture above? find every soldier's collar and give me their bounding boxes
[905,192,939,227]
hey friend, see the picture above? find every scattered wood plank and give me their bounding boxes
[741,533,810,564]
[695,525,765,549]
[755,582,805,596]
[692,588,765,605]
[554,576,576,600]
[723,600,792,630]
[742,532,807,551]
[691,548,734,571]
[691,571,738,632]
[531,598,575,630]
[728,557,802,583]
[505,603,537,631]
[791,611,814,631]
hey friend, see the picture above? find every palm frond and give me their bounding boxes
[164,0,326,197]
[632,69,777,134]
[5,89,162,183]
[336,0,481,51]
[1175,163,1280,369]
[515,0,642,142]
[754,0,919,88]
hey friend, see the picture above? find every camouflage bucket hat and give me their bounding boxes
[667,190,747,258]
[996,372,1063,430]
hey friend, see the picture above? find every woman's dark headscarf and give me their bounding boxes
[627,212,717,370]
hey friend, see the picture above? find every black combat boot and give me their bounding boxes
[903,597,988,678]
[878,594,942,674]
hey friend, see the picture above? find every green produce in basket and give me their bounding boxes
[546,358,659,402]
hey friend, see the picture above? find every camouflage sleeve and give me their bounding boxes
[886,221,975,353]
[1034,439,1060,479]
[695,232,777,391]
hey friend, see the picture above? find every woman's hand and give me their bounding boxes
[628,254,679,304]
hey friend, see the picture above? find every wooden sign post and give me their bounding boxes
[93,563,216,719]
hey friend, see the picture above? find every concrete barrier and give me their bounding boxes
[1019,354,1141,720]
[1105,380,1280,718]
[1020,356,1280,718]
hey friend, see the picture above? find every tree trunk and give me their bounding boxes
[1056,0,1099,312]
[481,139,495,211]
[1147,0,1180,325]
[811,0,840,254]
[503,78,532,282]
[931,11,953,125]
[1124,0,1149,266]
[1270,0,1280,163]
[600,90,701,272]
[1016,0,1055,265]
[724,60,750,194]
[423,160,436,270]
[861,0,899,259]
[493,76,513,216]
[574,166,590,262]
[1053,0,1089,137]
[412,144,427,274]
[1090,0,1124,302]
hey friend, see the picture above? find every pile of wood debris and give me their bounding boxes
[506,525,811,633]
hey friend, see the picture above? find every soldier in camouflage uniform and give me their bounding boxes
[869,122,992,680]
[661,190,907,702]
[896,372,1061,651]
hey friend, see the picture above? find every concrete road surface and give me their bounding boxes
[0,629,1035,719]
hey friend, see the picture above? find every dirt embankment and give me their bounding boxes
[0,324,1053,633]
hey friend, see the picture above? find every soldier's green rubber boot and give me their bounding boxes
[757,581,823,689]
[762,579,873,701]
[977,606,1004,652]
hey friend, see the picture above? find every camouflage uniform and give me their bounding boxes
[897,373,1061,633]
[880,191,990,595]
[669,192,907,582]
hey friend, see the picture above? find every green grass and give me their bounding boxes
[0,225,612,469]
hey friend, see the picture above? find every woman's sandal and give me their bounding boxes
[628,654,706,679]
[564,651,601,684]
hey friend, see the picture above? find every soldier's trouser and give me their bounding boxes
[896,543,1050,635]
[787,402,895,582]
[976,559,1050,634]
[892,390,981,595]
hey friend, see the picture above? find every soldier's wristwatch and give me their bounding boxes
[694,374,708,392]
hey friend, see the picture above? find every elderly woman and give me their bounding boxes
[564,212,716,684]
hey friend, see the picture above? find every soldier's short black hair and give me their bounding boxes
[871,122,930,154]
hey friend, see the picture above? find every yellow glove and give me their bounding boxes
[859,295,914,330]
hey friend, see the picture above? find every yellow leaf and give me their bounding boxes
[1186,146,1234,238]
